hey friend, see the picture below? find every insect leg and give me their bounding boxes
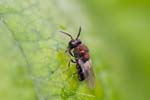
[69,50,74,57]
[71,71,78,79]
[63,59,76,73]
[68,48,74,57]
[68,59,76,67]
[65,48,74,57]
[71,59,76,63]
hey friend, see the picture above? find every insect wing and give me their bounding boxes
[78,59,95,89]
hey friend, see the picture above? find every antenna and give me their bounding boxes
[60,31,73,40]
[76,26,81,40]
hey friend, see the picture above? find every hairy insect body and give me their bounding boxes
[73,44,89,81]
[60,27,95,88]
[74,44,89,61]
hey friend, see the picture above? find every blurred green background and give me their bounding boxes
[0,0,149,100]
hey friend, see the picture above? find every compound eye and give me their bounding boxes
[70,41,75,46]
[73,42,79,48]
[69,40,76,48]
[69,40,74,44]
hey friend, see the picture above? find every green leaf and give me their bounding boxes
[0,0,99,100]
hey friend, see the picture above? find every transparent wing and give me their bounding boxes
[78,59,95,89]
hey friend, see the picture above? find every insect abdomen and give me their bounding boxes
[76,64,85,81]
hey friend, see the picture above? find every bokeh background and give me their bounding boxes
[0,0,149,100]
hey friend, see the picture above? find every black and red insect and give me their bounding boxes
[60,27,95,89]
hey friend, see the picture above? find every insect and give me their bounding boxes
[60,27,95,89]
